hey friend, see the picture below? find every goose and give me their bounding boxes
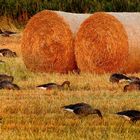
[116,110,140,122]
[109,73,130,83]
[0,81,20,90]
[0,49,17,57]
[62,102,103,118]
[0,30,16,37]
[3,30,16,35]
[36,81,70,90]
[1,32,10,37]
[123,83,140,92]
[0,74,14,83]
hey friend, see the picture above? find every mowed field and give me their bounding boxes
[0,34,140,140]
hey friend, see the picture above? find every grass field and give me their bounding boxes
[0,35,140,140]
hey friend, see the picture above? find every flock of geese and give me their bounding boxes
[110,73,140,92]
[0,48,140,125]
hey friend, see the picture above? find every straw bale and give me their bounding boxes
[21,10,77,73]
[22,11,140,74]
[75,12,129,73]
[55,11,140,73]
[109,13,140,73]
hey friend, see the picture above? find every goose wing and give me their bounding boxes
[73,105,93,115]
[110,73,130,80]
[116,110,140,117]
[37,83,57,87]
[63,102,90,110]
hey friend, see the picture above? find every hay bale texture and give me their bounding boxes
[21,10,77,73]
[54,11,90,36]
[110,13,140,73]
[75,12,140,73]
[22,11,140,74]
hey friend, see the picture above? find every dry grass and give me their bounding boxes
[0,35,140,140]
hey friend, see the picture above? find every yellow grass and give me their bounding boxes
[0,34,140,140]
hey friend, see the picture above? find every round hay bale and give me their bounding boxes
[21,10,77,73]
[75,12,129,73]
[109,12,140,73]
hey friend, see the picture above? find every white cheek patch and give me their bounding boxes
[37,87,47,90]
[64,108,74,112]
[122,115,131,121]
[118,115,131,121]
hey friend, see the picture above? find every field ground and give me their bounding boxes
[0,34,140,140]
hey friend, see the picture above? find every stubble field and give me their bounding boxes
[0,34,140,140]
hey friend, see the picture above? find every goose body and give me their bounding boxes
[116,110,140,122]
[37,83,58,90]
[109,73,130,83]
[0,74,14,83]
[1,32,10,37]
[63,102,90,112]
[0,81,20,90]
[0,49,17,57]
[62,102,103,118]
[123,83,140,92]
[3,30,16,35]
[0,30,16,37]
[37,81,70,90]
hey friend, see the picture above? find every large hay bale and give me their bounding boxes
[21,10,77,73]
[75,12,140,73]
[110,13,140,73]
